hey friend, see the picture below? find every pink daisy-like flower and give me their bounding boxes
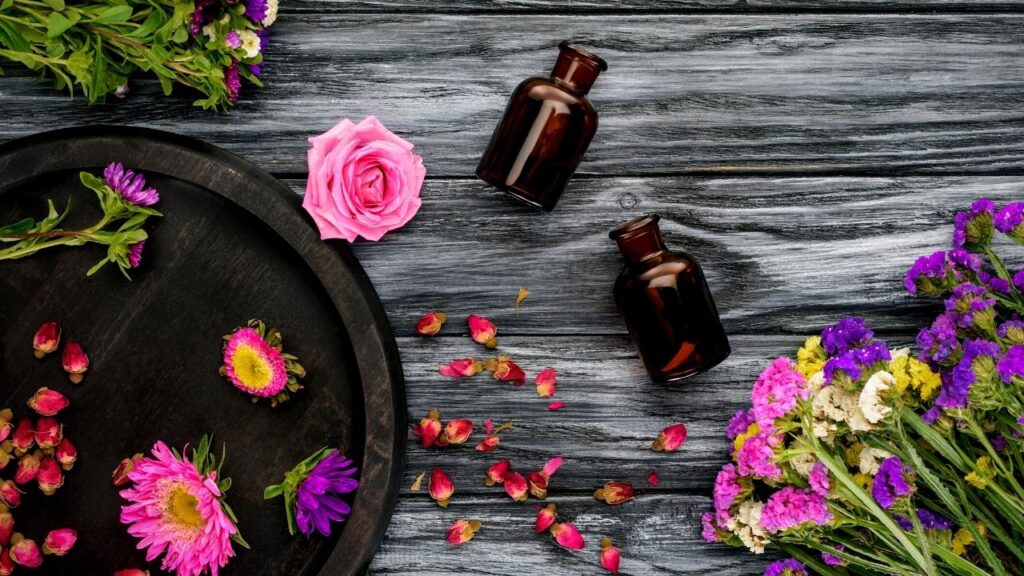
[223,327,288,398]
[119,440,240,576]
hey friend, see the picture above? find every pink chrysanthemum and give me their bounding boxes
[119,441,238,576]
[222,327,288,398]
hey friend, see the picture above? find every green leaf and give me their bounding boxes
[171,24,186,43]
[91,5,133,24]
[0,0,13,11]
[0,217,35,236]
[264,484,283,499]
[41,0,65,10]
[46,12,79,39]
[88,35,105,102]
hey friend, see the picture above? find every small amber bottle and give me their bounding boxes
[610,215,731,382]
[476,41,606,211]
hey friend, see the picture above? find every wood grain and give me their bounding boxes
[282,0,1024,13]
[2,15,1024,176]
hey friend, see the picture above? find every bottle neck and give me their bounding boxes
[611,215,668,263]
[551,42,606,96]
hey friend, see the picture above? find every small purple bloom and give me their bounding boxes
[917,311,961,365]
[764,558,808,576]
[225,60,242,103]
[850,340,892,367]
[821,317,874,355]
[991,434,1008,452]
[944,283,995,330]
[998,344,1024,384]
[726,409,754,440]
[953,198,995,249]
[823,354,861,385]
[127,240,145,269]
[760,486,833,533]
[994,202,1024,235]
[979,270,1010,295]
[713,464,744,522]
[244,0,268,23]
[822,544,846,567]
[189,0,218,38]
[808,461,829,497]
[248,63,262,78]
[1015,270,1024,292]
[922,405,943,424]
[225,30,241,49]
[895,509,955,531]
[872,456,912,509]
[295,451,359,537]
[905,251,951,295]
[998,319,1024,341]
[103,162,160,206]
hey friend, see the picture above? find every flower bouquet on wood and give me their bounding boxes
[704,199,1024,576]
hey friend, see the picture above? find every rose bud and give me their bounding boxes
[550,522,585,550]
[27,387,70,417]
[484,460,511,487]
[0,513,13,546]
[0,482,21,508]
[528,456,564,499]
[468,314,498,348]
[37,457,64,495]
[600,537,621,573]
[594,481,635,505]
[475,435,500,452]
[439,419,474,446]
[438,358,483,378]
[535,503,557,533]
[0,443,13,471]
[62,340,89,384]
[651,423,688,453]
[34,417,63,450]
[428,467,454,508]
[11,419,34,455]
[535,367,557,397]
[416,311,447,336]
[14,453,39,485]
[411,409,442,449]
[42,528,77,556]
[112,454,142,487]
[56,438,77,470]
[10,537,43,568]
[0,410,13,443]
[113,571,151,576]
[503,470,528,502]
[0,549,12,576]
[33,321,61,358]
[483,356,526,386]
[446,519,481,546]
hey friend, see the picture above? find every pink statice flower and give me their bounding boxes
[760,486,833,534]
[712,464,746,523]
[750,357,808,427]
[808,461,829,497]
[735,427,783,479]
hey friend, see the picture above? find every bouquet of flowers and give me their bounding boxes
[0,0,277,109]
[703,198,1024,576]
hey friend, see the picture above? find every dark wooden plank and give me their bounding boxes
[283,0,1024,12]
[368,494,776,575]
[3,15,1024,175]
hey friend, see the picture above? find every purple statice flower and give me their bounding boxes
[763,558,808,576]
[895,509,955,531]
[735,427,783,479]
[979,270,1010,295]
[872,456,913,509]
[905,251,951,295]
[998,319,1024,342]
[701,512,721,542]
[760,486,833,533]
[189,0,218,37]
[823,354,861,385]
[850,340,892,368]
[225,30,241,49]
[225,60,242,103]
[1015,270,1024,292]
[922,404,943,424]
[248,63,262,78]
[1019,413,1024,426]
[243,0,268,23]
[751,357,809,426]
[103,162,160,206]
[945,338,1000,406]
[822,545,846,567]
[997,344,1024,384]
[127,240,145,269]
[945,283,996,331]
[948,248,983,275]
[295,451,359,537]
[917,311,962,365]
[713,464,744,522]
[823,340,890,385]
[726,409,754,440]
[808,461,830,497]
[991,434,1008,452]
[821,318,873,355]
[994,202,1024,239]
[954,198,995,249]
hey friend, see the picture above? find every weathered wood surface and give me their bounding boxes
[284,1,1024,13]
[2,15,1024,175]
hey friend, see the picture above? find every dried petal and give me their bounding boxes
[535,368,557,397]
[541,456,564,478]
[42,528,76,556]
[55,438,77,471]
[468,314,498,348]
[0,410,13,443]
[27,388,69,417]
[112,454,142,487]
[439,358,483,378]
[0,445,12,471]
[484,356,526,386]
[600,537,621,573]
[594,481,635,505]
[647,470,660,486]
[410,471,425,492]
[416,311,447,336]
[412,409,442,449]
[528,472,549,499]
[62,340,89,384]
[0,481,21,508]
[446,519,481,545]
[484,460,511,486]
[484,418,494,436]
[113,571,150,576]
[547,401,566,411]
[11,419,33,455]
[535,503,557,533]
[0,550,13,576]
[550,522,585,550]
[439,419,474,446]
[515,288,530,314]
[9,537,42,568]
[0,513,13,546]
[475,435,500,452]
[37,457,63,495]
[429,467,454,507]
[651,423,688,453]
[14,454,40,485]
[32,321,61,358]
[34,417,62,450]
[503,470,528,502]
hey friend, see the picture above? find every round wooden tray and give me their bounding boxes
[0,127,406,575]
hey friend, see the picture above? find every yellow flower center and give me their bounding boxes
[166,486,204,528]
[232,344,273,390]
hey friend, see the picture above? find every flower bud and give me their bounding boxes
[503,471,528,502]
[484,460,510,487]
[27,388,70,417]
[428,467,454,508]
[56,438,77,470]
[415,311,447,336]
[651,423,688,453]
[483,356,526,385]
[411,409,442,449]
[11,419,33,455]
[10,537,43,568]
[535,367,557,397]
[32,321,61,359]
[438,419,473,446]
[0,513,13,546]
[0,410,13,443]
[438,358,483,378]
[0,549,12,576]
[468,315,498,348]
[535,503,557,533]
[445,519,481,546]
[14,454,40,485]
[550,522,585,550]
[37,457,63,496]
[0,482,21,509]
[600,537,621,573]
[594,481,635,505]
[62,340,88,384]
[113,570,150,576]
[112,454,142,487]
[34,417,62,450]
[42,528,76,556]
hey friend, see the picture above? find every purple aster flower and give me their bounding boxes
[751,357,809,426]
[103,162,160,206]
[905,251,952,296]
[760,486,833,533]
[895,509,955,531]
[945,283,996,331]
[764,558,808,576]
[127,240,145,269]
[872,456,912,509]
[225,60,242,103]
[726,409,754,440]
[244,0,268,23]
[954,198,995,249]
[822,545,846,567]
[997,344,1024,384]
[225,30,241,49]
[917,311,962,365]
[995,202,1024,240]
[295,451,359,537]
[808,461,829,497]
[821,317,874,355]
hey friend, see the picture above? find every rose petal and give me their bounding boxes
[468,314,498,348]
[440,419,474,445]
[548,401,566,411]
[429,467,454,507]
[446,519,482,545]
[410,471,425,492]
[475,435,500,452]
[504,471,528,502]
[651,423,688,452]
[535,503,557,533]
[647,470,660,486]
[439,358,483,379]
[535,368,557,398]
[600,538,621,573]
[550,522,585,550]
[528,471,549,499]
[484,356,526,385]
[412,409,443,449]
[515,288,530,314]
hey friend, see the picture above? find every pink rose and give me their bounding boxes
[303,116,425,242]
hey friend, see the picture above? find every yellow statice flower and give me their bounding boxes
[888,353,941,400]
[951,524,986,556]
[965,456,994,489]
[888,354,913,395]
[853,473,873,491]
[845,443,865,468]
[796,336,826,379]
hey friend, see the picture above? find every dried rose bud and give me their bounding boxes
[651,423,688,453]
[9,537,43,568]
[32,321,61,359]
[0,513,13,546]
[411,409,442,449]
[37,457,64,495]
[55,438,77,471]
[483,356,526,386]
[600,537,621,573]
[503,470,528,502]
[11,419,34,455]
[550,522,585,550]
[415,311,447,336]
[428,467,454,508]
[535,503,557,533]
[468,314,498,348]
[594,481,635,505]
[439,419,474,446]
[0,443,13,471]
[112,454,142,487]
[535,368,557,398]
[27,388,70,417]
[445,519,481,546]
[475,435,500,452]
[484,460,511,487]
[0,482,21,508]
[0,410,13,443]
[113,571,150,576]
[14,454,39,485]
[438,358,483,378]
[34,417,62,450]
[528,456,564,499]
[0,549,12,576]
[42,528,76,556]
[62,340,89,384]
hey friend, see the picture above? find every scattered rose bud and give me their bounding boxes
[0,549,12,576]
[412,409,442,449]
[11,419,33,455]
[0,482,21,508]
[429,467,454,507]
[42,528,76,556]
[113,571,150,576]
[647,470,660,486]
[112,454,142,487]
[503,470,528,502]
[600,537,621,573]
[62,340,89,384]
[535,368,557,397]
[9,537,42,568]
[56,438,77,471]
[528,457,564,499]
[535,503,557,533]
[484,460,511,487]
[547,401,565,411]
[34,417,62,450]
[0,513,13,546]
[515,288,529,314]
[550,522,585,550]
[410,471,425,492]
[468,314,498,348]
[484,356,526,385]
[0,410,13,443]
[37,457,64,495]
[0,444,12,471]
[416,311,447,336]
[446,519,481,545]
[27,387,70,417]
[438,419,474,446]
[32,321,61,359]
[14,453,40,485]
[594,481,635,505]
[651,423,688,453]
[439,358,484,378]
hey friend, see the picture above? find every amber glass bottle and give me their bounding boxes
[476,41,606,211]
[610,215,731,382]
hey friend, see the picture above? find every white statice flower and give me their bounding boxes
[859,371,895,424]
[812,382,876,433]
[202,23,217,42]
[789,451,816,477]
[726,500,770,554]
[238,29,261,58]
[859,447,893,476]
[890,347,910,360]
[262,0,279,27]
